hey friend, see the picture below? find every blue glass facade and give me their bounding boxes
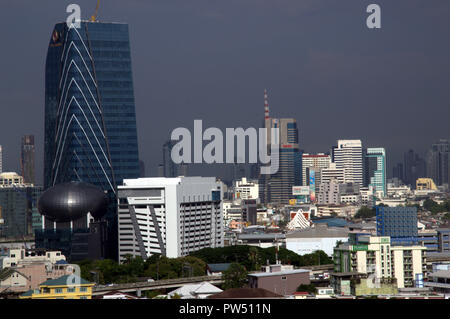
[376,206,418,242]
[44,21,140,259]
[44,21,139,192]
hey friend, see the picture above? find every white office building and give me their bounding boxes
[117,177,224,261]
[333,140,363,186]
[234,177,259,200]
[320,163,344,184]
[302,153,331,186]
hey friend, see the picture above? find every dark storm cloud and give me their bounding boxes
[0,0,449,183]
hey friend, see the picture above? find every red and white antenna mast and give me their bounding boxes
[264,89,270,120]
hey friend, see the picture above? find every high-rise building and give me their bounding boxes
[21,135,36,185]
[426,139,449,186]
[44,20,140,189]
[332,140,363,186]
[364,148,387,197]
[44,21,140,258]
[403,149,426,188]
[392,162,404,182]
[161,140,189,177]
[0,172,42,239]
[301,153,331,186]
[259,90,301,204]
[117,177,223,260]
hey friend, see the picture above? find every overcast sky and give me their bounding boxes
[1,0,449,184]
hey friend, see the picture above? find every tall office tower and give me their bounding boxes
[117,177,223,260]
[426,139,449,186]
[392,162,404,182]
[0,172,42,239]
[21,135,36,185]
[0,145,2,174]
[332,140,363,186]
[258,90,301,204]
[364,148,387,197]
[44,21,140,259]
[403,149,426,188]
[301,153,331,186]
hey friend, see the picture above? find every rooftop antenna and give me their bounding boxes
[90,0,100,22]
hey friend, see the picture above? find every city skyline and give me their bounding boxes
[1,1,450,184]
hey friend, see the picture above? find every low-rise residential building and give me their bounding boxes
[0,248,65,269]
[248,266,310,296]
[0,268,28,293]
[330,272,398,296]
[20,275,94,299]
[333,236,426,289]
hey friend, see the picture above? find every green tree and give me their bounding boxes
[222,263,248,289]
[354,206,376,219]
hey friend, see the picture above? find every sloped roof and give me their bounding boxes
[208,288,283,299]
[0,268,27,281]
[286,225,349,238]
[169,282,222,298]
[40,275,92,287]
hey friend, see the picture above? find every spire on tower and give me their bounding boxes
[264,89,269,120]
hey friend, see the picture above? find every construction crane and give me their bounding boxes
[90,0,100,22]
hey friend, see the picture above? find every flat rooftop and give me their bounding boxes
[248,269,310,278]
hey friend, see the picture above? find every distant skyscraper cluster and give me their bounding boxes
[426,139,449,187]
[392,139,449,189]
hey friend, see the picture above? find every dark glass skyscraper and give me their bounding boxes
[44,21,140,258]
[44,21,140,190]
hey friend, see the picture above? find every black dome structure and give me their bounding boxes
[38,182,108,222]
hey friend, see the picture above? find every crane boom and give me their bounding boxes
[90,0,100,22]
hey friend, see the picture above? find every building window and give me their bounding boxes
[80,287,87,292]
[67,287,76,293]
[281,276,287,280]
[55,288,63,294]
